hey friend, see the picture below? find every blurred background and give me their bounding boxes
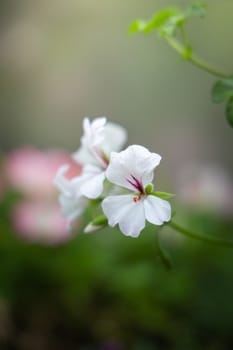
[0,0,233,349]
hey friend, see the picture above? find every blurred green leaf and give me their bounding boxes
[129,9,178,34]
[226,97,233,127]
[129,20,147,34]
[160,2,206,37]
[185,2,207,18]
[212,77,233,103]
[160,14,185,37]
[144,8,179,33]
[151,191,175,199]
[130,2,206,38]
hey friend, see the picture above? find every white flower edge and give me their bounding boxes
[102,194,171,237]
[72,117,128,165]
[78,164,106,199]
[105,145,161,192]
[54,165,88,225]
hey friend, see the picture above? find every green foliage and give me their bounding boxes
[130,1,233,128]
[226,97,233,127]
[91,214,108,226]
[0,210,233,348]
[186,2,207,17]
[212,77,233,103]
[129,2,206,37]
[129,8,178,35]
[212,76,233,127]
[156,234,173,270]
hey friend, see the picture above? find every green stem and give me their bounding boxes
[156,231,173,270]
[180,26,189,48]
[165,36,185,56]
[165,36,229,79]
[169,220,233,248]
[189,54,228,79]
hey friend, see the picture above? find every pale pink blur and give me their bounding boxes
[4,147,82,244]
[177,163,233,216]
[12,201,73,245]
[4,147,82,199]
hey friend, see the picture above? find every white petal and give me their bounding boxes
[82,116,106,148]
[72,118,127,167]
[102,122,127,153]
[144,195,171,225]
[54,165,88,224]
[102,195,146,237]
[72,117,107,165]
[72,145,97,166]
[54,164,84,198]
[106,145,161,191]
[54,165,74,197]
[59,193,87,223]
[80,166,106,199]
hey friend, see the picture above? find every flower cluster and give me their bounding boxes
[54,117,172,237]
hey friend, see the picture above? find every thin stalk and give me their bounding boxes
[165,36,229,79]
[180,26,189,49]
[169,220,233,248]
[156,231,173,270]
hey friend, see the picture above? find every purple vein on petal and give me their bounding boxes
[126,174,144,194]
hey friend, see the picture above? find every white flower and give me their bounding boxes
[101,145,171,237]
[72,116,127,199]
[54,165,88,226]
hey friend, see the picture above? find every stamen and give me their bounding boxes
[133,195,141,203]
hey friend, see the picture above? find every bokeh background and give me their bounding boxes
[0,0,233,349]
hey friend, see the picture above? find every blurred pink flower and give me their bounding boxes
[3,146,82,244]
[0,176,4,202]
[4,147,82,199]
[177,163,233,215]
[12,201,75,245]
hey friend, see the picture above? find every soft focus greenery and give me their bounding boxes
[0,192,233,349]
[130,1,233,127]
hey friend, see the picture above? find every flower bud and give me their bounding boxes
[145,183,154,194]
[84,215,108,233]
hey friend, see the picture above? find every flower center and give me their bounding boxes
[133,194,142,203]
[127,174,145,194]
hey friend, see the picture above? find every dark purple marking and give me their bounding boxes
[127,174,144,194]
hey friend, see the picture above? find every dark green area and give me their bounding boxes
[0,201,233,349]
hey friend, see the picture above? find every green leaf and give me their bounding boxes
[129,3,206,38]
[151,191,175,199]
[185,2,207,18]
[129,20,147,34]
[129,8,178,35]
[226,97,233,127]
[144,8,179,33]
[212,77,233,103]
[160,14,185,37]
[159,2,206,37]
